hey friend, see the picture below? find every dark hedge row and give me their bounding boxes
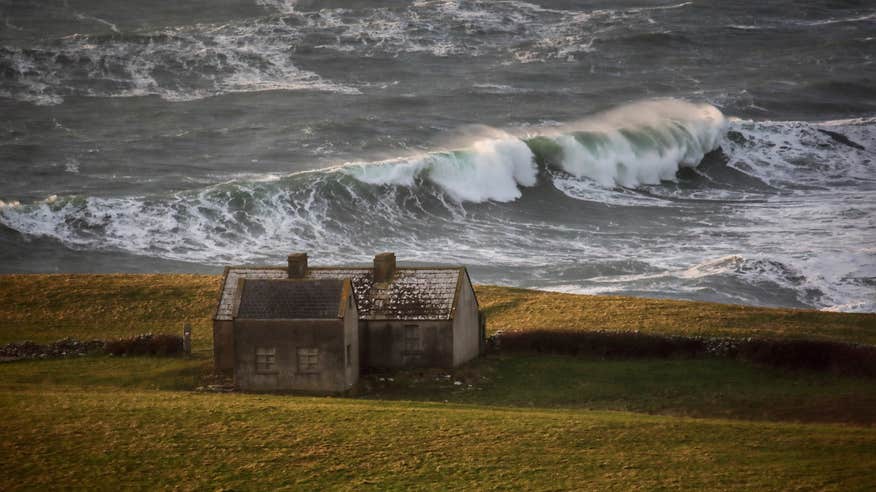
[490,330,876,377]
[103,333,185,356]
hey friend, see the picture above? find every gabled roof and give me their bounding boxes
[214,266,468,322]
[233,279,352,320]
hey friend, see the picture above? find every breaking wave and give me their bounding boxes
[341,99,725,202]
[344,137,537,203]
[0,99,873,311]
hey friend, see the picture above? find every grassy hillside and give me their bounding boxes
[2,274,874,346]
[0,274,220,348]
[478,285,876,344]
[3,385,875,491]
[1,274,875,489]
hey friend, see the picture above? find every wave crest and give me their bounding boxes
[545,100,726,187]
[340,99,727,202]
[343,136,536,203]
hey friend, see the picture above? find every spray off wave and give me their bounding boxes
[342,99,726,202]
[0,99,730,261]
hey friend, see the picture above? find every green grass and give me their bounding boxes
[3,353,874,426]
[2,385,876,490]
[0,355,211,392]
[2,274,876,489]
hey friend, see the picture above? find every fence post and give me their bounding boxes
[183,323,192,356]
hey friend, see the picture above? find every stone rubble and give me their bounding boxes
[0,338,104,361]
[0,334,185,361]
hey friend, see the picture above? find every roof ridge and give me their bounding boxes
[216,265,466,321]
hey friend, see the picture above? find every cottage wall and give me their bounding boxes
[213,320,234,373]
[234,319,353,392]
[451,273,480,367]
[363,320,453,369]
[344,297,359,387]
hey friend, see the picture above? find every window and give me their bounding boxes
[346,344,352,368]
[404,324,421,353]
[297,347,319,373]
[255,347,277,374]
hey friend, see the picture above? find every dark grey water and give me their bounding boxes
[1,0,874,311]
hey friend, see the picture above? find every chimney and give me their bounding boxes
[373,252,396,283]
[287,253,308,278]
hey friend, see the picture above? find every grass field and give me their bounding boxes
[478,285,876,344]
[3,274,874,347]
[1,274,875,490]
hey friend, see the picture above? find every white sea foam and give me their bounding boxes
[0,0,695,106]
[64,158,80,174]
[255,0,298,14]
[74,12,120,33]
[550,174,673,207]
[286,0,664,62]
[0,18,359,105]
[723,116,874,188]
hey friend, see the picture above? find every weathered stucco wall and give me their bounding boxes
[363,320,453,369]
[452,273,480,367]
[234,318,353,392]
[344,297,359,387]
[213,320,235,372]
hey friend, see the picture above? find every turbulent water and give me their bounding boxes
[1,0,874,312]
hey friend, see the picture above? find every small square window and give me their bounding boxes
[297,347,319,373]
[255,347,277,374]
[404,324,421,353]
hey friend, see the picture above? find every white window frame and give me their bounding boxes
[255,347,277,374]
[404,324,422,353]
[297,347,320,374]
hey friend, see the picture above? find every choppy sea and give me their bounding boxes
[1,0,874,312]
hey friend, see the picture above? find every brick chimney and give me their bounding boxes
[287,253,308,278]
[373,252,396,283]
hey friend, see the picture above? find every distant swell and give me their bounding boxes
[0,19,359,105]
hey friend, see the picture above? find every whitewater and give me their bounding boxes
[1,0,874,312]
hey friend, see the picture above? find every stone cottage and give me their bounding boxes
[213,252,483,392]
[232,278,359,393]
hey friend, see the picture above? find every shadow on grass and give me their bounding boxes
[355,354,876,426]
[4,351,875,426]
[0,354,213,391]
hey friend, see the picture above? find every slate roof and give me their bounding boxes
[215,266,465,321]
[235,279,348,320]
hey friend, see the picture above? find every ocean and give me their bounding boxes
[1,0,874,312]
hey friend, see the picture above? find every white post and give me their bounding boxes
[183,323,192,356]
